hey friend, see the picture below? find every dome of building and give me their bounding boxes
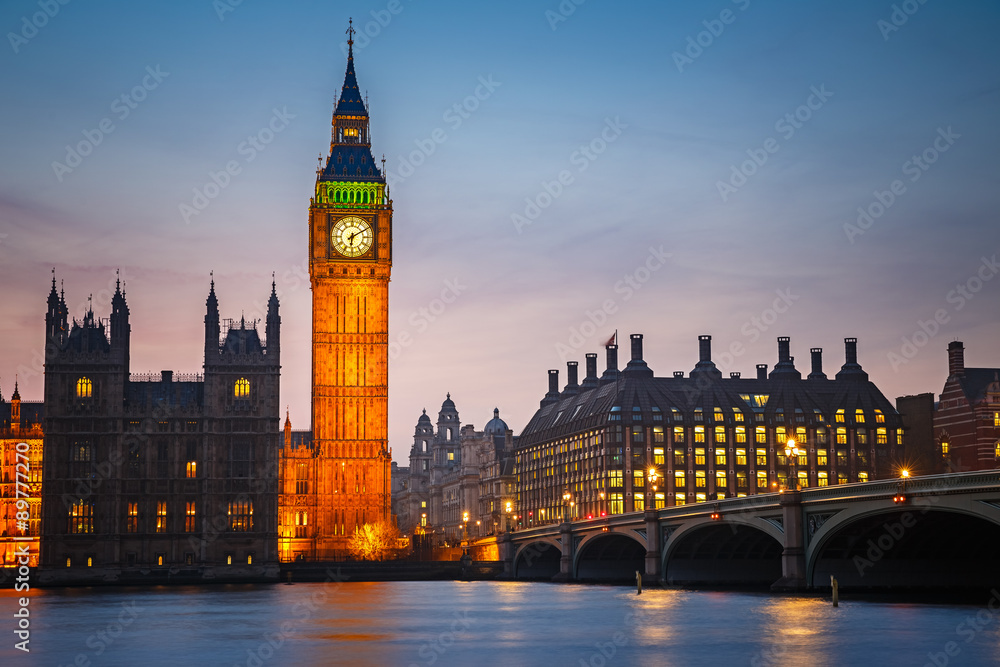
[484,408,508,436]
[441,393,456,410]
[417,408,431,424]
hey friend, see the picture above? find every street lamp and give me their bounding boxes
[462,511,469,543]
[599,491,606,517]
[784,439,801,491]
[562,491,572,522]
[504,501,512,532]
[647,467,659,510]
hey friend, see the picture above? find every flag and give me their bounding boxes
[603,331,617,347]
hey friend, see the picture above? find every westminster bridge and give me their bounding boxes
[498,470,1000,589]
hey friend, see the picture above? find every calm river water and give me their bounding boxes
[3,581,1000,666]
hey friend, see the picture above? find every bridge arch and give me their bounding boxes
[573,530,647,581]
[513,538,562,579]
[663,517,784,586]
[807,499,1000,590]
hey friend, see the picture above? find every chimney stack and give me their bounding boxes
[541,369,560,407]
[564,361,580,395]
[600,345,620,384]
[581,353,599,389]
[699,335,712,362]
[777,337,791,363]
[623,334,653,378]
[808,348,827,380]
[756,364,768,380]
[673,371,684,378]
[948,341,965,377]
[730,372,741,379]
[835,337,868,381]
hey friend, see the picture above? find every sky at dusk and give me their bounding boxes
[1,0,999,465]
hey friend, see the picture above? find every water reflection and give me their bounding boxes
[3,582,1000,666]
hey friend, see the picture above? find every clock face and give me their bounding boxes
[331,216,374,258]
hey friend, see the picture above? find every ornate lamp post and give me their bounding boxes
[562,491,572,522]
[784,439,801,491]
[504,501,512,532]
[647,467,659,510]
[599,491,606,517]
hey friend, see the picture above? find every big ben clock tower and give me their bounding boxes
[308,21,391,558]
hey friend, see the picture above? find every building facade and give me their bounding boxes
[0,381,43,568]
[932,341,1000,472]
[278,26,393,559]
[38,276,280,583]
[397,397,515,543]
[514,334,905,525]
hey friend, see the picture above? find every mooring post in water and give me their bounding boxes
[831,575,838,607]
[636,570,642,595]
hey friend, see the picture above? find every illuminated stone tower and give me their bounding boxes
[308,21,392,558]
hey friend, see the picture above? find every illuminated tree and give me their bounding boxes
[347,521,400,561]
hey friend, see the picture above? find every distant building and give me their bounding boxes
[0,381,43,568]
[895,392,940,475]
[515,334,905,524]
[38,276,280,583]
[932,341,1000,472]
[397,397,515,543]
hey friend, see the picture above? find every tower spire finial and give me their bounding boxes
[346,17,355,51]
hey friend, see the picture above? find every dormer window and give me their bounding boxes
[349,155,355,164]
[361,156,366,164]
[337,155,342,164]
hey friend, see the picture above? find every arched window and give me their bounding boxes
[234,378,250,398]
[76,377,92,398]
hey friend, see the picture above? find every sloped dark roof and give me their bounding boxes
[65,318,110,354]
[221,324,264,355]
[283,430,314,450]
[0,401,44,430]
[334,47,367,117]
[320,145,383,183]
[957,368,1000,405]
[517,374,901,449]
[126,381,203,409]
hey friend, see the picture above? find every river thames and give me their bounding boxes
[3,581,999,666]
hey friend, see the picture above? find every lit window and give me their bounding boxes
[695,492,707,503]
[776,427,787,444]
[995,442,1000,459]
[634,496,645,511]
[756,471,768,489]
[995,412,1000,427]
[653,448,665,465]
[715,426,726,444]
[755,427,767,444]
[673,427,685,443]
[857,429,868,446]
[185,502,196,532]
[715,449,726,466]
[227,554,233,565]
[716,470,727,487]
[87,556,93,567]
[652,427,664,443]
[127,502,138,533]
[695,448,706,465]
[818,472,829,486]
[609,493,623,514]
[695,471,706,488]
[76,377,92,398]
[836,428,847,445]
[736,449,747,465]
[814,409,825,422]
[756,448,767,466]
[855,409,865,424]
[876,410,885,424]
[156,502,167,533]
[735,427,746,444]
[858,471,869,483]
[157,554,164,566]
[694,427,705,443]
[941,441,949,454]
[654,492,665,509]
[694,409,703,422]
[675,492,686,506]
[673,448,685,466]
[235,378,250,398]
[675,471,685,487]
[228,500,253,531]
[835,409,845,423]
[733,408,744,422]
[344,127,358,137]
[876,428,887,445]
[186,461,197,478]
[714,408,725,422]
[447,451,455,461]
[68,500,93,534]
[817,449,828,466]
[837,473,847,485]
[633,470,644,489]
[247,554,253,565]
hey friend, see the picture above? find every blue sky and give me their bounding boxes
[1,0,999,463]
